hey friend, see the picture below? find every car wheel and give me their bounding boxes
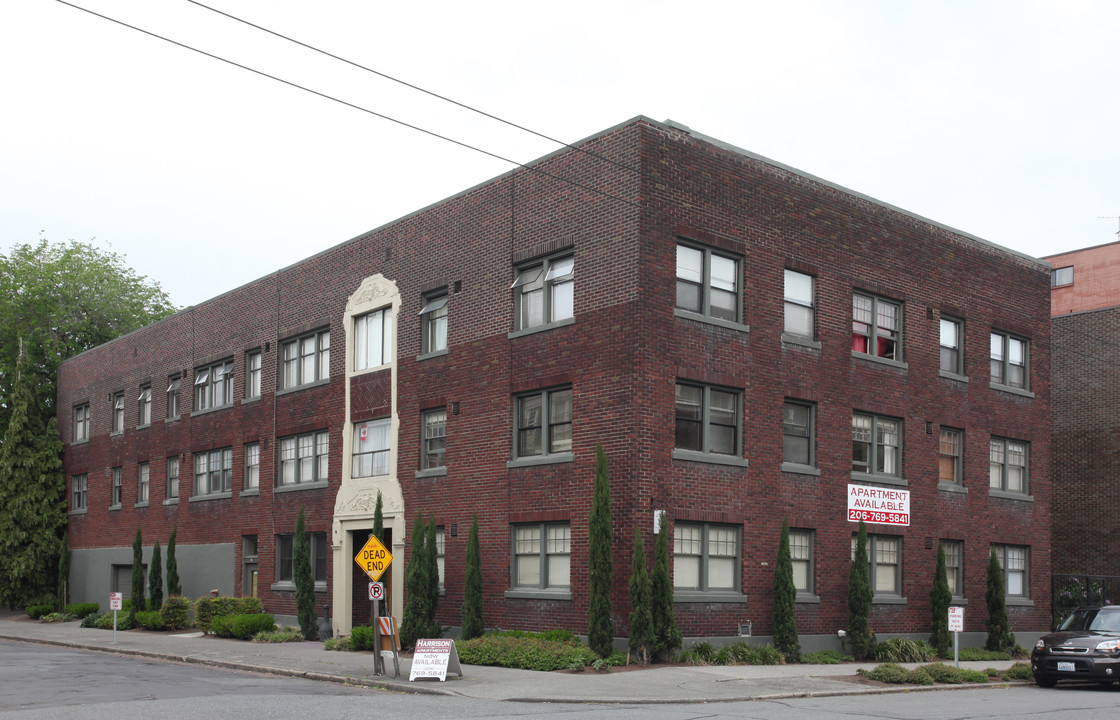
[1035,676,1057,688]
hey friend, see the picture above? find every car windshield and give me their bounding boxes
[1059,608,1120,632]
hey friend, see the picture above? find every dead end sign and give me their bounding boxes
[354,534,393,582]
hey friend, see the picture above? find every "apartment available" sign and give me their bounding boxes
[846,484,910,526]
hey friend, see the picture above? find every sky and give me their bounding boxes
[3,0,1119,309]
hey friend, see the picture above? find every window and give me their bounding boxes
[194,360,233,411]
[352,420,389,478]
[420,292,448,354]
[73,404,89,443]
[852,413,901,478]
[167,376,181,419]
[675,243,739,322]
[276,532,328,585]
[111,392,124,434]
[782,401,815,467]
[243,536,258,598]
[355,308,392,370]
[990,438,1028,494]
[71,474,87,510]
[194,448,233,495]
[167,457,179,499]
[515,387,572,458]
[992,544,1029,597]
[1051,266,1073,287]
[512,523,570,589]
[675,382,739,456]
[246,351,262,399]
[790,530,814,594]
[853,534,902,596]
[674,522,739,592]
[280,430,329,485]
[111,467,122,506]
[137,462,149,503]
[942,540,963,597]
[784,270,815,339]
[939,317,963,375]
[137,385,151,426]
[435,527,445,590]
[421,409,446,470]
[282,329,330,389]
[245,442,260,490]
[852,293,901,360]
[512,254,574,330]
[938,428,962,485]
[990,331,1028,390]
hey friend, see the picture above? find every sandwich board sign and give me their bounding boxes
[354,534,393,582]
[409,639,463,681]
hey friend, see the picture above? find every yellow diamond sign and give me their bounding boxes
[354,533,393,582]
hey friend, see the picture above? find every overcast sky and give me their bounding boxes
[3,0,1118,308]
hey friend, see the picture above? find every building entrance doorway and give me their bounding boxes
[350,528,393,629]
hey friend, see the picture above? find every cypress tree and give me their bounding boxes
[847,520,873,660]
[424,516,441,637]
[130,528,145,613]
[627,527,654,664]
[460,514,484,640]
[166,527,180,596]
[650,512,681,662]
[399,510,430,649]
[985,548,1014,651]
[149,540,163,612]
[772,520,800,661]
[57,531,71,610]
[929,541,952,656]
[587,444,614,658]
[294,507,316,640]
[370,490,384,625]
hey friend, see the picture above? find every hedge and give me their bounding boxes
[133,610,165,631]
[210,613,276,640]
[195,596,265,634]
[64,603,100,619]
[160,596,191,630]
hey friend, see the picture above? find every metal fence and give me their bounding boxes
[1051,574,1120,628]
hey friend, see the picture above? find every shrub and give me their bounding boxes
[455,635,600,671]
[253,626,304,643]
[874,638,933,663]
[160,596,191,630]
[921,663,966,684]
[324,635,351,651]
[772,520,800,662]
[859,663,915,684]
[349,625,373,651]
[65,603,99,619]
[908,667,935,685]
[26,604,55,619]
[960,668,991,683]
[40,612,75,623]
[194,596,260,633]
[487,628,576,642]
[958,647,1011,661]
[211,613,275,640]
[847,521,873,660]
[80,612,102,628]
[134,610,165,631]
[984,667,1002,677]
[679,641,784,666]
[96,611,133,630]
[801,650,849,664]
[1004,662,1033,680]
[680,641,717,664]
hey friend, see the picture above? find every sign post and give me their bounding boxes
[109,592,122,644]
[354,533,394,677]
[948,606,964,668]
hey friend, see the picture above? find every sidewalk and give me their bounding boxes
[0,612,1025,704]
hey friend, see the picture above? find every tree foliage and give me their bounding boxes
[149,541,163,612]
[627,527,654,664]
[587,444,614,658]
[294,507,316,640]
[985,548,1015,651]
[460,514,484,641]
[57,531,71,609]
[370,490,384,625]
[130,529,145,614]
[650,512,681,662]
[772,520,800,661]
[166,527,181,596]
[847,521,873,660]
[929,541,952,655]
[399,511,440,649]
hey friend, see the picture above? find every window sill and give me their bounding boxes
[69,508,88,516]
[673,590,748,604]
[950,597,968,606]
[504,588,573,601]
[276,378,330,397]
[508,316,575,340]
[673,309,749,334]
[275,480,330,494]
[796,592,821,604]
[990,382,1034,399]
[166,415,181,424]
[507,452,574,469]
[1006,597,1034,607]
[938,370,969,383]
[849,472,908,487]
[417,348,449,361]
[70,439,89,447]
[191,403,233,418]
[937,481,968,494]
[108,504,121,512]
[271,581,328,593]
[134,501,149,509]
[781,334,821,350]
[872,595,908,605]
[242,396,261,406]
[239,488,260,498]
[110,431,123,438]
[163,498,179,506]
[989,489,1033,502]
[672,449,749,468]
[136,423,151,431]
[781,462,820,477]
[851,352,908,371]
[415,467,448,479]
[189,492,232,503]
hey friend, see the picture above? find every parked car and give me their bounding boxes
[1032,606,1120,687]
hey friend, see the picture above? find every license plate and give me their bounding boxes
[1057,661,1076,672]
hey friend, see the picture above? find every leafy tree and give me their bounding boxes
[847,521,873,660]
[57,531,71,609]
[399,511,431,649]
[772,520,800,661]
[627,527,654,664]
[166,527,181,596]
[929,541,952,656]
[149,541,163,612]
[985,548,1015,651]
[650,512,681,662]
[294,507,316,639]
[130,529,145,614]
[0,345,64,608]
[461,514,484,640]
[587,444,614,657]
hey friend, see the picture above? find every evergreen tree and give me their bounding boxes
[587,444,614,658]
[0,343,65,608]
[130,529,145,614]
[294,507,316,640]
[772,520,800,661]
[929,541,952,656]
[985,548,1015,651]
[650,512,681,662]
[847,521,873,660]
[460,514,484,640]
[370,490,384,625]
[149,541,163,612]
[166,527,181,596]
[57,531,71,610]
[399,511,432,649]
[424,517,441,636]
[627,527,654,664]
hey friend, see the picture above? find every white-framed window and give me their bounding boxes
[674,522,739,592]
[355,308,392,370]
[939,428,963,485]
[243,535,258,598]
[352,420,389,478]
[73,404,89,443]
[990,331,1028,390]
[71,473,87,510]
[421,409,446,470]
[512,254,574,330]
[512,522,570,589]
[992,544,1029,597]
[783,400,815,467]
[110,467,122,506]
[940,316,963,375]
[111,392,124,434]
[279,430,329,486]
[137,462,149,502]
[1051,266,1073,287]
[942,540,963,596]
[515,387,572,458]
[167,457,179,499]
[420,292,448,354]
[276,532,328,585]
[137,385,152,427]
[990,437,1028,494]
[853,534,902,596]
[676,382,739,456]
[167,376,181,419]
[676,242,740,323]
[194,448,233,495]
[852,412,901,478]
[282,329,330,389]
[436,526,445,590]
[790,529,814,594]
[246,351,262,399]
[852,293,901,360]
[245,442,260,490]
[784,270,815,339]
[194,360,233,411]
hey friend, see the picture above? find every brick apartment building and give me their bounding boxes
[58,117,1053,647]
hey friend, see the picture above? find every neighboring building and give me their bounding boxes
[58,117,1052,647]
